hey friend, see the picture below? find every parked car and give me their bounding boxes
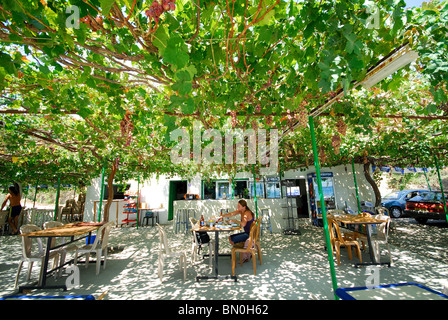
[381,189,429,218]
[404,191,448,224]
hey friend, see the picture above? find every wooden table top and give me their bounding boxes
[327,214,385,225]
[191,225,242,232]
[20,222,104,237]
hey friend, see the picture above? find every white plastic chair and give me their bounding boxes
[156,224,187,282]
[0,211,9,235]
[371,214,393,265]
[189,218,214,268]
[73,221,114,275]
[15,224,59,288]
[43,221,79,277]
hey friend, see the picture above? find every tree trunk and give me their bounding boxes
[103,158,119,222]
[363,162,381,208]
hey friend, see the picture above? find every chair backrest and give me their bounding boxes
[376,207,389,215]
[330,220,348,245]
[20,224,43,258]
[156,224,170,254]
[43,221,63,229]
[78,193,86,203]
[375,214,391,240]
[43,221,64,248]
[327,218,336,244]
[327,209,346,216]
[244,218,260,250]
[255,217,261,236]
[99,222,113,250]
[189,218,200,245]
[92,221,114,250]
[0,211,9,227]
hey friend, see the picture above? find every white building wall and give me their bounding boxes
[84,164,376,232]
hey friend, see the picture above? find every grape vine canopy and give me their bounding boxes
[1,0,448,220]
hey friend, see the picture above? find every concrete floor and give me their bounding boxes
[0,218,447,300]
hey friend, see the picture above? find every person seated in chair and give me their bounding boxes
[218,199,254,246]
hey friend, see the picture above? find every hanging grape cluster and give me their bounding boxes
[230,110,238,128]
[79,15,104,31]
[319,146,327,164]
[294,106,308,129]
[331,134,341,155]
[335,116,347,136]
[120,111,134,147]
[145,0,176,23]
[251,119,258,131]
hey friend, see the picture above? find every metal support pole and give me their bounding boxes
[98,165,106,222]
[54,173,61,221]
[434,155,447,222]
[423,169,432,191]
[252,164,258,218]
[279,170,284,198]
[309,116,339,300]
[352,159,362,214]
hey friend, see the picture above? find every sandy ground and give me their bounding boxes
[0,218,447,300]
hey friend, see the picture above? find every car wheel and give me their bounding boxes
[390,207,402,218]
[415,218,428,224]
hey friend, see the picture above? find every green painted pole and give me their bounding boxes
[279,170,284,198]
[136,176,140,229]
[54,173,61,221]
[434,155,448,222]
[352,159,362,214]
[252,164,258,218]
[98,165,106,222]
[309,116,339,300]
[423,170,432,191]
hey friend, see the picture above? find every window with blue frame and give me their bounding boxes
[249,181,265,199]
[216,181,230,199]
[265,177,281,199]
[266,182,281,198]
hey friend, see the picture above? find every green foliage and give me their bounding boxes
[0,0,448,186]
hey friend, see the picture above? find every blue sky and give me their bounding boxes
[404,0,427,7]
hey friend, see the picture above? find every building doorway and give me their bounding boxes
[168,180,187,220]
[283,178,309,218]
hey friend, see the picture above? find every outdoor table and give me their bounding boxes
[327,214,389,267]
[192,223,242,282]
[336,282,448,300]
[18,222,104,293]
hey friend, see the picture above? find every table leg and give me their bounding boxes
[214,231,219,276]
[355,224,391,268]
[40,237,52,286]
[196,231,237,282]
[366,224,376,263]
[18,236,67,293]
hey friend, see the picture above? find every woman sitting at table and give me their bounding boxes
[218,199,254,245]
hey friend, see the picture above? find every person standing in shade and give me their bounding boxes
[1,183,22,235]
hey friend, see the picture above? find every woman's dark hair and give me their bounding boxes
[8,186,18,196]
[9,183,20,196]
[238,199,253,217]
